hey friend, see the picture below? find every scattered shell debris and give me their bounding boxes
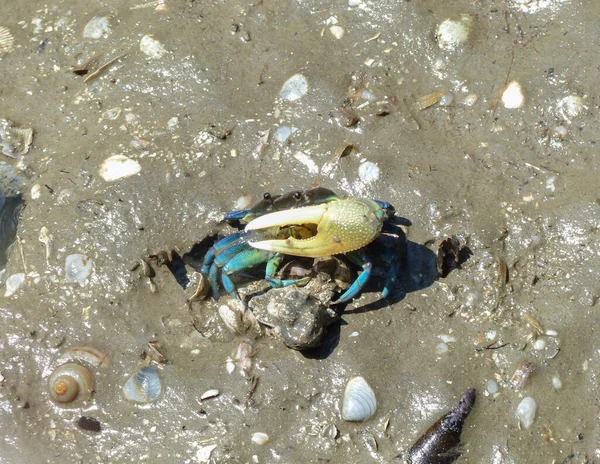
[0,119,33,158]
[140,34,167,59]
[99,154,141,182]
[501,80,525,109]
[39,227,53,265]
[280,74,308,101]
[0,26,15,57]
[436,15,474,50]
[65,254,93,285]
[516,397,537,429]
[341,376,377,422]
[83,16,112,40]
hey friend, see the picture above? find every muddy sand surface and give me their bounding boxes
[0,0,599,463]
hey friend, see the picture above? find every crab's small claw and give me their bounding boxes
[245,198,385,258]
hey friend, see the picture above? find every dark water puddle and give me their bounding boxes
[0,191,23,272]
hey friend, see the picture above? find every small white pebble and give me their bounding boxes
[329,25,345,39]
[439,334,455,343]
[486,379,498,394]
[545,329,558,337]
[252,432,269,445]
[435,343,449,354]
[552,376,562,390]
[516,397,536,429]
[349,0,361,6]
[545,176,556,192]
[501,81,525,109]
[461,93,478,106]
[349,331,359,337]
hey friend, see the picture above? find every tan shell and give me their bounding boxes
[48,362,95,404]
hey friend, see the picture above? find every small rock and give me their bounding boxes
[77,416,101,432]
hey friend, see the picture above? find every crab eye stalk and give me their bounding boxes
[293,191,302,201]
[263,192,272,201]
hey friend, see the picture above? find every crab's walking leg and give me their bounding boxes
[332,249,373,304]
[201,232,246,274]
[380,222,408,298]
[221,248,273,298]
[265,253,312,288]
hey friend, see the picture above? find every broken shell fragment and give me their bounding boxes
[83,16,112,40]
[280,74,308,101]
[65,254,93,285]
[140,34,167,59]
[436,15,474,50]
[4,273,25,297]
[558,95,585,119]
[0,26,15,57]
[200,389,220,401]
[123,365,161,403]
[342,376,377,422]
[64,346,109,368]
[49,363,95,404]
[99,154,141,182]
[0,119,33,158]
[406,388,476,463]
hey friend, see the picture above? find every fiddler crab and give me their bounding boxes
[201,188,408,304]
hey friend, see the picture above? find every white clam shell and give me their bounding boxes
[516,396,536,428]
[341,376,376,422]
[123,365,161,403]
[99,154,141,182]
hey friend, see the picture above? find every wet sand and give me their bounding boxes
[0,0,599,462]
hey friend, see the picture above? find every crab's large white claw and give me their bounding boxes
[246,198,384,259]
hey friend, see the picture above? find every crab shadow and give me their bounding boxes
[302,239,442,359]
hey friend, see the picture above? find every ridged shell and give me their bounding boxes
[48,362,95,404]
[341,376,376,422]
[123,365,161,403]
[0,27,15,57]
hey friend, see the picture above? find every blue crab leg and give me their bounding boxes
[265,253,312,288]
[380,221,407,298]
[332,249,373,304]
[201,231,246,274]
[221,248,273,297]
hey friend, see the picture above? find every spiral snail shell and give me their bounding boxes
[48,362,95,404]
